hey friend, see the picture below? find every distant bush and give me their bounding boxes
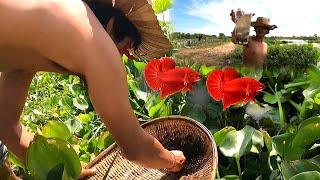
[265,39,282,45]
[226,44,320,69]
[267,44,320,69]
[226,45,243,65]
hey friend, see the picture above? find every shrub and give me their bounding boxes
[267,44,320,69]
[226,44,320,69]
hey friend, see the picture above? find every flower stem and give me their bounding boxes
[275,84,286,128]
[284,80,311,89]
[289,100,301,112]
[236,157,242,180]
[216,167,221,179]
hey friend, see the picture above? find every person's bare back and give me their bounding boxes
[243,37,268,68]
[0,0,102,74]
[0,0,185,178]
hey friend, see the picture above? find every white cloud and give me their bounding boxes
[183,0,320,36]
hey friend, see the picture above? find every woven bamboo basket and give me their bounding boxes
[84,116,218,180]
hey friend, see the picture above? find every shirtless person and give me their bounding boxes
[0,0,185,179]
[230,10,277,69]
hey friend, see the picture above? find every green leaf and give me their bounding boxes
[314,93,320,105]
[281,156,320,179]
[219,126,255,158]
[27,135,81,180]
[263,93,278,104]
[288,171,320,180]
[303,86,320,99]
[214,127,236,146]
[73,97,89,111]
[159,102,172,117]
[308,65,320,86]
[273,116,320,161]
[42,121,71,141]
[97,131,114,150]
[239,66,263,80]
[292,116,320,149]
[148,100,165,118]
[146,99,172,118]
[69,84,83,96]
[260,129,272,153]
[7,152,26,170]
[272,133,302,160]
[133,61,146,73]
[46,163,64,180]
[250,129,264,153]
[199,65,216,77]
[59,96,73,108]
[77,113,94,124]
[64,119,82,134]
[218,175,240,180]
[153,0,173,14]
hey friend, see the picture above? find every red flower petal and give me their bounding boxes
[144,59,162,91]
[221,78,265,109]
[160,81,185,98]
[222,68,239,82]
[159,68,201,99]
[206,69,224,101]
[222,91,247,110]
[160,57,176,72]
[144,57,177,91]
[206,68,239,101]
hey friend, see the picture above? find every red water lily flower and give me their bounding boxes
[144,57,201,99]
[206,68,265,110]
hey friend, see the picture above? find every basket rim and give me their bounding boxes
[85,115,218,178]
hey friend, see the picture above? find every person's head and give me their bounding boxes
[85,1,142,58]
[251,17,277,38]
[254,26,269,37]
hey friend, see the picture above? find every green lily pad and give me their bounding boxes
[27,135,81,180]
[42,121,71,141]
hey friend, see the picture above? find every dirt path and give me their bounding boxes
[175,42,237,66]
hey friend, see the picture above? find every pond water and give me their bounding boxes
[280,39,320,48]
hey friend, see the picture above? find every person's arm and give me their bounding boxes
[80,29,183,170]
[230,10,238,44]
[0,70,35,160]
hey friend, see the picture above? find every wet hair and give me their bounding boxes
[84,0,142,49]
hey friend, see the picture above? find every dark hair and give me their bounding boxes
[85,1,142,49]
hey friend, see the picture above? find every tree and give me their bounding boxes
[219,33,226,39]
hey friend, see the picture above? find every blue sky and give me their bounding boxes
[170,0,320,36]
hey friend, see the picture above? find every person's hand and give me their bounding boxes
[78,166,97,179]
[166,150,186,172]
[0,161,21,180]
[230,10,236,23]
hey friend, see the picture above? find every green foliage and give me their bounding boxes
[267,44,320,69]
[218,126,255,159]
[12,14,320,179]
[152,0,173,14]
[288,171,320,180]
[281,155,320,179]
[42,121,71,141]
[27,135,81,180]
[272,116,320,161]
[226,44,320,69]
[226,46,242,66]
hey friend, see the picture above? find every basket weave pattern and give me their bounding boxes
[85,116,217,180]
